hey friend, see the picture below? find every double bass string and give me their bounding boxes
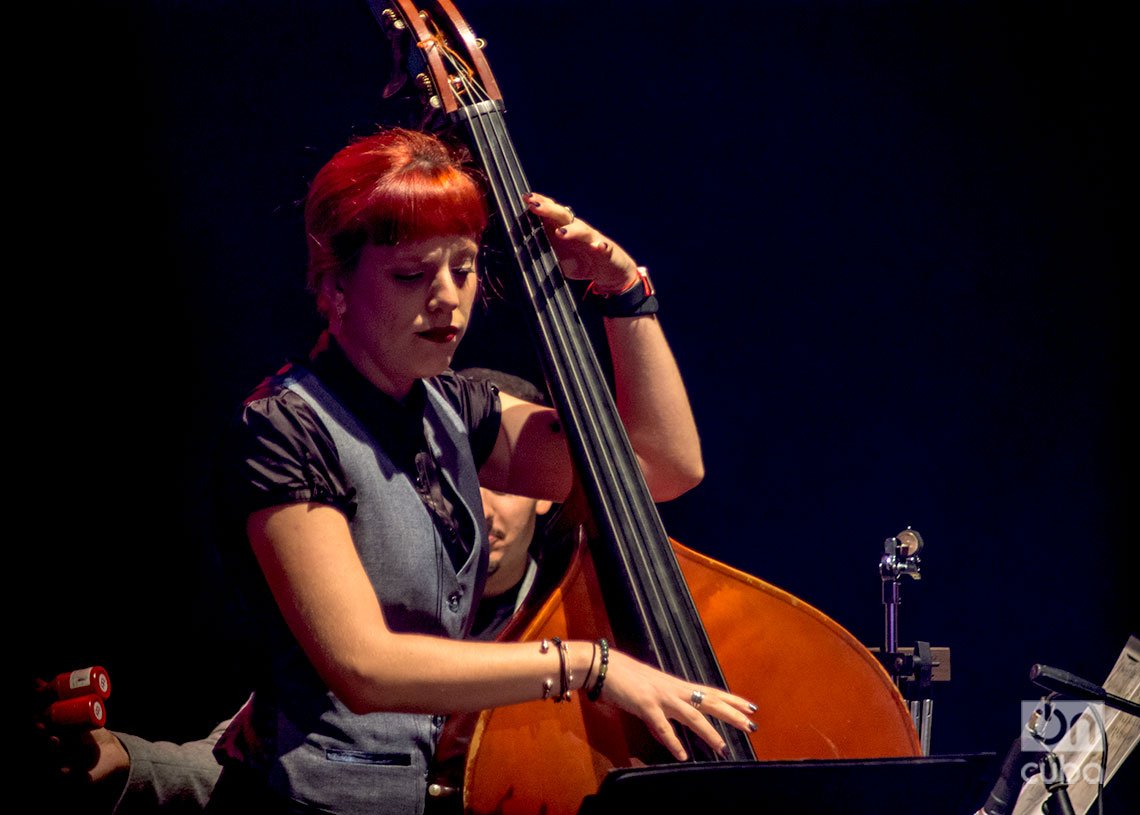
[435,35,750,761]
[463,102,682,650]
[468,106,752,761]
[430,38,644,550]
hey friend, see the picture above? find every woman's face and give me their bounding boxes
[330,234,480,398]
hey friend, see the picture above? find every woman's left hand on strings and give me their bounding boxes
[524,192,639,294]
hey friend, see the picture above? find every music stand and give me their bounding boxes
[578,753,998,815]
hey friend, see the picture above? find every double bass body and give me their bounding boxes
[461,532,921,815]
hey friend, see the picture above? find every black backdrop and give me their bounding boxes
[23,0,1133,808]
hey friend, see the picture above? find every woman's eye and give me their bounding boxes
[393,271,423,282]
[452,266,476,278]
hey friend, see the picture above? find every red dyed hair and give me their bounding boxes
[304,127,489,316]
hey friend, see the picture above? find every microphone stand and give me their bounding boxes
[977,699,1081,815]
[880,529,922,662]
[1027,662,1138,815]
[879,527,933,753]
[978,659,1136,815]
[1039,751,1077,815]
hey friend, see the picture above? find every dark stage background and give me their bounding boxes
[23,0,1133,808]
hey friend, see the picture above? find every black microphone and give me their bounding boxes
[1030,664,1107,702]
[975,733,1031,815]
[1030,663,1140,715]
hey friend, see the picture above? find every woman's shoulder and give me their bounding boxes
[243,360,303,405]
[219,361,351,515]
[229,362,331,448]
[430,369,500,421]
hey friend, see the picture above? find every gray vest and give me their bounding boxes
[219,369,488,814]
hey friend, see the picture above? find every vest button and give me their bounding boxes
[431,714,445,727]
[447,592,461,612]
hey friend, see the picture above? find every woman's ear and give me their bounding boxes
[536,499,553,516]
[323,275,346,320]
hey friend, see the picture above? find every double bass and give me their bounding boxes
[367,2,922,812]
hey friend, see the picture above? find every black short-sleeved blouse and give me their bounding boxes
[218,332,502,568]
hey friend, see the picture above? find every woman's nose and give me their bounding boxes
[428,269,461,311]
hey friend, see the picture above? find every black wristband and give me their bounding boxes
[586,266,658,318]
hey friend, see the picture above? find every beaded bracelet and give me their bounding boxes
[585,266,658,318]
[586,638,609,702]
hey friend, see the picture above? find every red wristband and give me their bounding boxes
[585,267,658,318]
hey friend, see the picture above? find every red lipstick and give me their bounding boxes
[418,326,459,343]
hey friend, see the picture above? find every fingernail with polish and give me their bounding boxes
[748,703,758,713]
[748,721,758,733]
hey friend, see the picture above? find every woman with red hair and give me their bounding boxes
[208,127,755,814]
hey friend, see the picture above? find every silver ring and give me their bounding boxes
[565,205,575,224]
[689,689,705,709]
